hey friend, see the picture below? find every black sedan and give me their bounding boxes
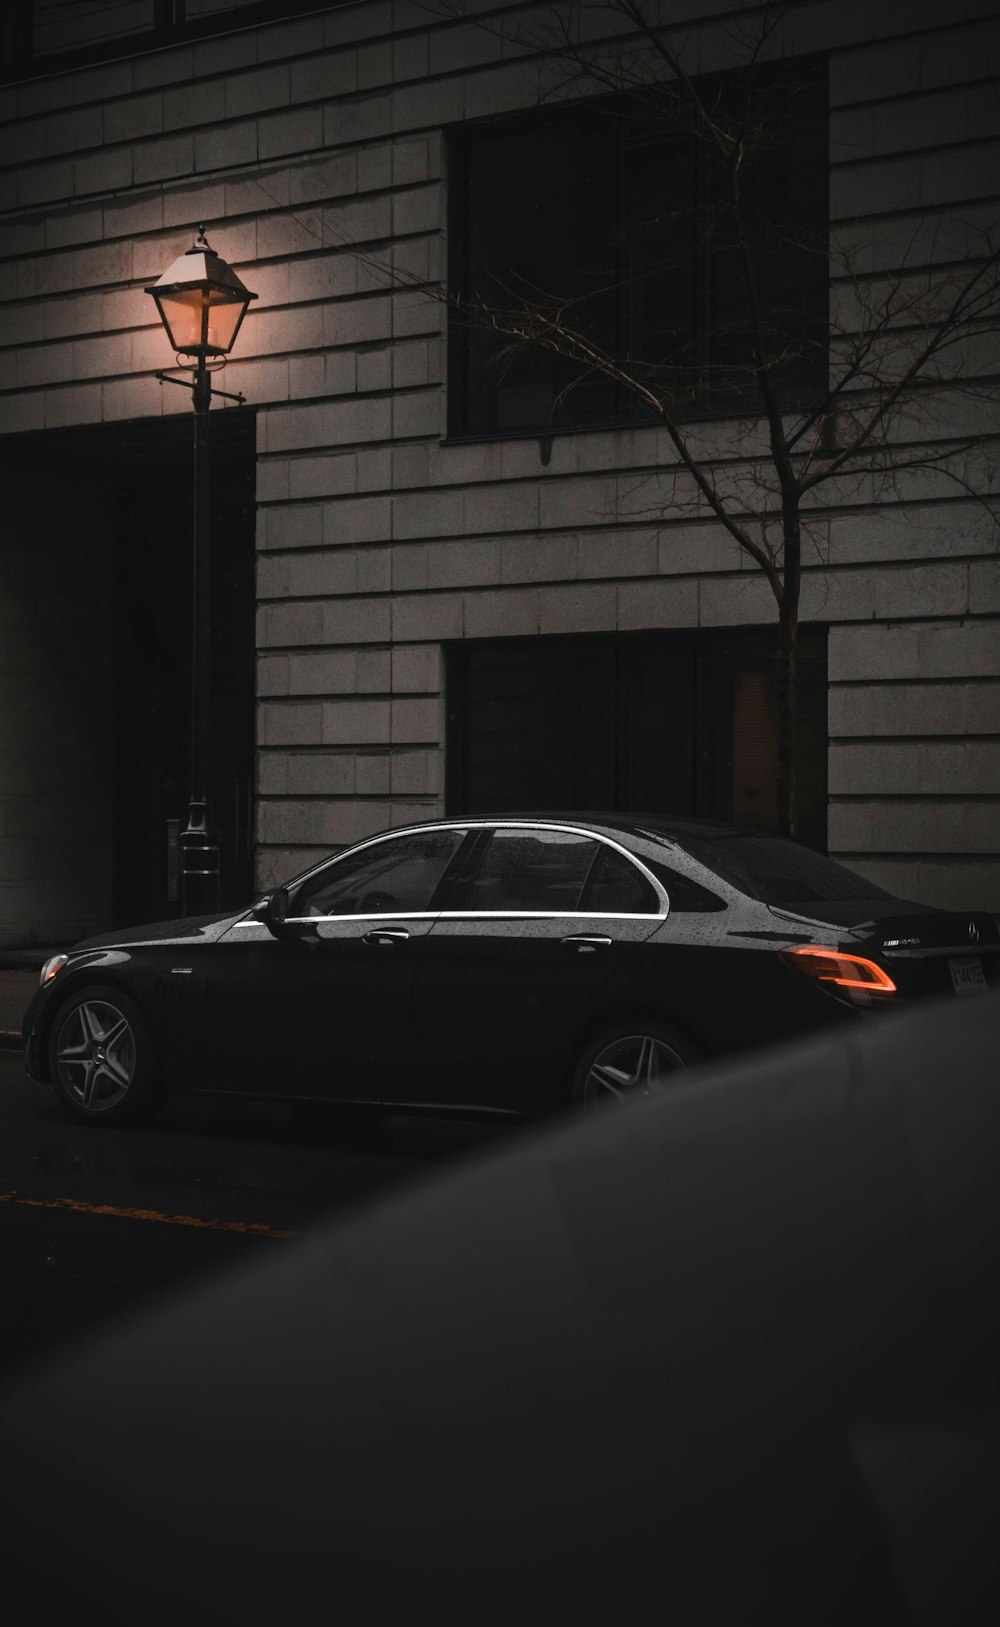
[22,814,999,1125]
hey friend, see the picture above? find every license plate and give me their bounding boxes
[949,957,988,996]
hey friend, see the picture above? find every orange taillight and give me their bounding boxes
[780,946,897,995]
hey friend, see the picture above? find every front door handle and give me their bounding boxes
[562,935,613,952]
[363,928,410,946]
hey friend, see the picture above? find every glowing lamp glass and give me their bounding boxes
[145,231,256,358]
[780,946,897,994]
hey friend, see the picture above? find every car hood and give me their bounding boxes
[70,910,245,953]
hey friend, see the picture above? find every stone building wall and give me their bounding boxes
[1,0,998,918]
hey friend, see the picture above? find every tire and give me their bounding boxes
[48,984,160,1125]
[571,1019,697,1109]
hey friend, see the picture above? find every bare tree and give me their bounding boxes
[354,0,1000,835]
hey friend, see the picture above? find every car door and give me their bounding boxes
[206,826,473,1100]
[395,824,666,1116]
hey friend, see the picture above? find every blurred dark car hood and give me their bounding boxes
[2,992,998,1625]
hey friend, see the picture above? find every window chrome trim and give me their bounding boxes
[282,818,669,924]
[284,911,441,925]
[432,910,661,922]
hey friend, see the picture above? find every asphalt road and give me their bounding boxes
[0,1050,509,1386]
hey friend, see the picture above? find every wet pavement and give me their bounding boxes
[0,1046,510,1386]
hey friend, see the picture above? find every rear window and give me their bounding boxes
[579,845,660,914]
[677,835,895,906]
[643,860,727,912]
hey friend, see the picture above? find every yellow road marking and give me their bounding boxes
[0,1191,297,1238]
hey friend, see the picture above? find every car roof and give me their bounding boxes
[493,811,748,837]
[385,812,773,842]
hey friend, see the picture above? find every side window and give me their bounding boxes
[463,829,599,912]
[645,860,727,912]
[290,830,468,918]
[579,845,660,914]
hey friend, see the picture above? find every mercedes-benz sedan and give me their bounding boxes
[23,814,999,1124]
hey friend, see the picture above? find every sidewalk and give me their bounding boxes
[0,952,53,1050]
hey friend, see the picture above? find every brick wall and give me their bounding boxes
[1,0,998,913]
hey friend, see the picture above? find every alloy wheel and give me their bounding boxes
[54,1000,137,1114]
[581,1033,687,1107]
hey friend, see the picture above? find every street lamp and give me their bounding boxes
[145,227,257,916]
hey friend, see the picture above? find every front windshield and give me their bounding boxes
[672,834,896,907]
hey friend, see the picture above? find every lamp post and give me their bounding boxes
[145,227,257,916]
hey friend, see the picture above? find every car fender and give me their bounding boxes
[26,951,150,1083]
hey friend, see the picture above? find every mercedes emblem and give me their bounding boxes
[969,922,980,944]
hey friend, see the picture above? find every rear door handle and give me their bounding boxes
[562,935,613,952]
[363,928,410,946]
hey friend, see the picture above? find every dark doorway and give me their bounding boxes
[445,627,828,852]
[1,409,256,937]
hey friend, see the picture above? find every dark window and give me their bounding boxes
[1,1,333,78]
[678,835,895,907]
[448,58,828,436]
[643,861,727,913]
[462,829,599,912]
[290,829,468,918]
[446,626,829,853]
[29,1,162,58]
[579,845,660,915]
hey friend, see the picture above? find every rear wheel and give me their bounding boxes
[571,1021,695,1108]
[49,985,160,1125]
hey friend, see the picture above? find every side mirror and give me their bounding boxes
[251,888,296,941]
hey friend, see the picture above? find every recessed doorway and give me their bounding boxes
[0,408,255,946]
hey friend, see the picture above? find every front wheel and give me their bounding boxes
[49,985,160,1125]
[571,1021,696,1109]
